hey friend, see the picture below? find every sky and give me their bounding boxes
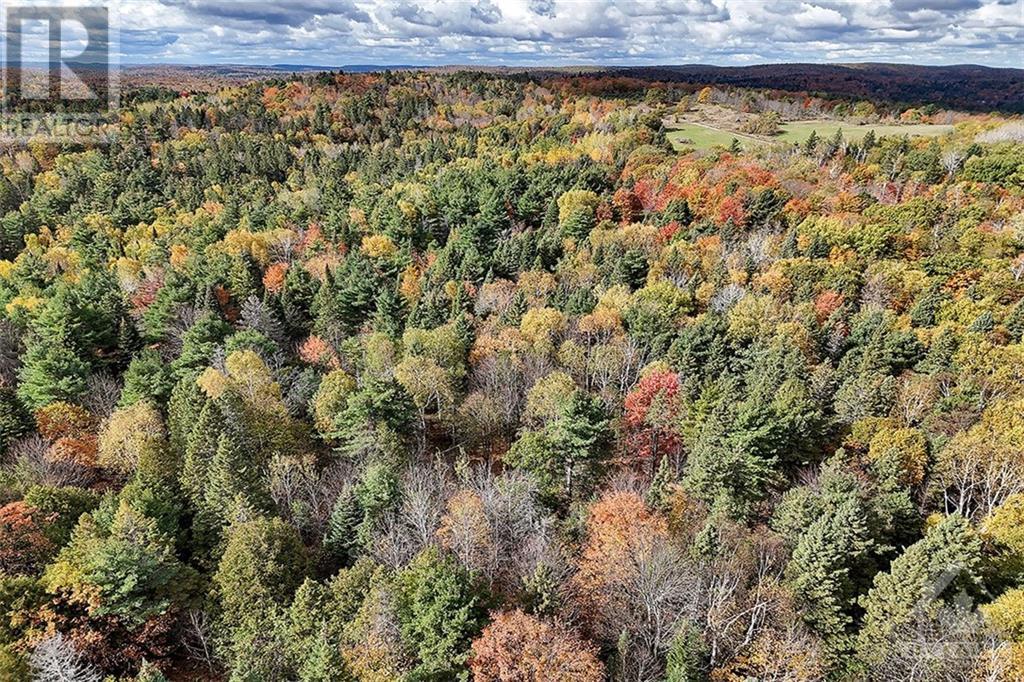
[68,0,1024,68]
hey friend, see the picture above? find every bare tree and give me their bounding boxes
[240,295,288,347]
[611,541,702,681]
[29,633,102,682]
[710,284,746,314]
[868,606,1008,682]
[8,435,93,488]
[371,460,454,568]
[940,149,964,178]
[699,528,788,669]
[269,455,352,539]
[473,469,555,590]
[161,304,206,363]
[894,373,938,427]
[975,122,1024,144]
[939,436,1024,522]
[182,608,221,674]
[1009,254,1024,282]
[80,373,122,419]
[469,352,527,437]
[575,506,792,681]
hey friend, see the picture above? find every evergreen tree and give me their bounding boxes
[1004,298,1024,342]
[17,334,90,410]
[180,400,223,511]
[506,390,611,506]
[279,263,316,337]
[857,514,983,665]
[323,487,362,565]
[787,496,875,660]
[393,548,484,679]
[804,130,820,155]
[664,622,706,682]
[205,429,270,523]
[214,515,310,676]
[371,283,405,338]
[120,348,173,407]
[171,312,230,378]
[0,388,31,456]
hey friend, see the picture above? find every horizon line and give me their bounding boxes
[115,60,1022,71]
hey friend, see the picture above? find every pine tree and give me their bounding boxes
[683,388,778,519]
[371,283,405,338]
[1004,298,1024,342]
[664,622,706,682]
[909,284,945,328]
[215,516,309,674]
[334,254,380,334]
[393,548,484,679]
[500,290,527,327]
[506,390,611,506]
[205,430,267,521]
[180,400,223,510]
[787,496,874,659]
[804,130,820,155]
[120,348,173,407]
[279,263,315,337]
[0,388,30,456]
[645,455,674,511]
[171,312,230,378]
[166,375,207,458]
[17,335,90,410]
[862,129,876,151]
[857,514,983,665]
[323,488,362,565]
[115,315,142,366]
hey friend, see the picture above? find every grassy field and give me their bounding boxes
[776,121,954,144]
[666,119,954,151]
[666,123,760,151]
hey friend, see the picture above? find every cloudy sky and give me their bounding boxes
[112,0,1023,67]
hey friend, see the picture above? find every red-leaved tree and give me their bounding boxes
[623,370,684,474]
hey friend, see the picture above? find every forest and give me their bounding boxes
[0,69,1023,681]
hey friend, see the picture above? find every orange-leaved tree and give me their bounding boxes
[470,609,603,682]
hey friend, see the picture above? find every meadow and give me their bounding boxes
[667,119,954,150]
[665,123,758,150]
[776,120,954,144]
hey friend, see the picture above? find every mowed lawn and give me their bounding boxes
[776,121,954,144]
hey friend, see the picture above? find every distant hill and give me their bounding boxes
[613,63,1024,113]
[117,62,1024,112]
[271,64,420,72]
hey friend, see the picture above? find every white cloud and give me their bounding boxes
[793,4,849,29]
[108,0,1023,66]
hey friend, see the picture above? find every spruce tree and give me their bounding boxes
[857,514,983,665]
[787,496,874,658]
[371,283,405,338]
[17,335,89,410]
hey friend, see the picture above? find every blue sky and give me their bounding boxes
[111,0,1023,67]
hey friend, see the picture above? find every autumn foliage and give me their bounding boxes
[0,66,1021,680]
[470,610,604,682]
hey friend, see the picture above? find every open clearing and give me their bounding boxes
[776,121,954,144]
[666,118,954,151]
[666,123,760,151]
